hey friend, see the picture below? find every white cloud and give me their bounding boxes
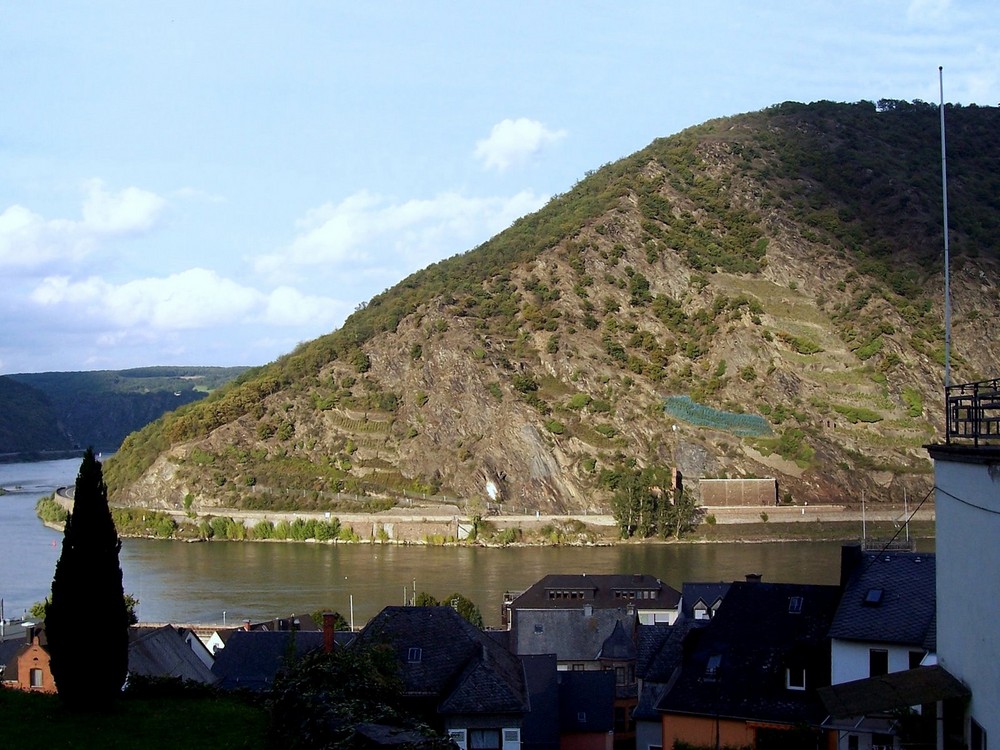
[0,180,167,273]
[254,189,549,283]
[30,268,342,332]
[907,0,950,25]
[80,178,166,234]
[474,118,568,172]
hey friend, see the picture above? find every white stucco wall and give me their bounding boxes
[933,450,1000,744]
[830,638,923,685]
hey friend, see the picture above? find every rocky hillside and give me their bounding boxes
[107,100,1000,514]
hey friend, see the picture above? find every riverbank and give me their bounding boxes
[48,487,934,546]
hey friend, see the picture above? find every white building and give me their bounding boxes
[928,417,1000,750]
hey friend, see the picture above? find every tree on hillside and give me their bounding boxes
[611,464,701,540]
[46,448,130,708]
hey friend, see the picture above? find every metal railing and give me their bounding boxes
[946,378,1000,445]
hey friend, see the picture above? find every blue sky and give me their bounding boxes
[2,1,997,374]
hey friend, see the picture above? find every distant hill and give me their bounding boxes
[106,100,1000,514]
[2,367,247,459]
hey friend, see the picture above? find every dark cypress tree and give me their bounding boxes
[46,448,130,708]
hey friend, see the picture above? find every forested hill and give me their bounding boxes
[107,100,1000,514]
[1,367,247,459]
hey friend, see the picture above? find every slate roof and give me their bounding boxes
[511,573,681,611]
[0,638,23,682]
[598,620,636,661]
[513,607,635,661]
[211,629,325,691]
[558,671,615,734]
[520,654,559,750]
[681,582,731,619]
[128,625,218,684]
[818,665,969,718]
[828,551,935,648]
[351,606,528,717]
[657,581,841,726]
[633,620,705,721]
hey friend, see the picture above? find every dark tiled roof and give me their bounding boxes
[828,552,935,647]
[511,573,681,611]
[658,581,841,726]
[0,639,23,682]
[211,629,324,691]
[681,582,731,619]
[351,606,528,716]
[513,608,635,661]
[128,625,217,684]
[558,670,615,733]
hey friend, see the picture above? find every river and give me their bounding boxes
[0,458,932,629]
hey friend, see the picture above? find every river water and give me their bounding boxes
[0,458,932,628]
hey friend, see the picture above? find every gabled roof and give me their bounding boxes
[128,625,217,684]
[514,607,634,662]
[681,582,731,619]
[351,606,528,716]
[211,629,324,691]
[558,671,615,733]
[828,551,935,648]
[657,581,841,726]
[598,619,636,661]
[510,573,681,611]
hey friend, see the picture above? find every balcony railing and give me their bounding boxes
[946,378,1000,445]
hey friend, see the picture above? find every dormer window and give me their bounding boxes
[788,596,803,614]
[407,647,422,662]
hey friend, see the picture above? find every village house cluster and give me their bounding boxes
[3,382,998,750]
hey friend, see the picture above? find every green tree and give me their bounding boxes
[413,592,484,628]
[45,448,130,708]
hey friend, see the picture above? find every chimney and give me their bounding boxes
[745,573,762,583]
[322,612,337,654]
[840,544,864,588]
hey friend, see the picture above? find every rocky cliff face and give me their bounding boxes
[108,101,1000,514]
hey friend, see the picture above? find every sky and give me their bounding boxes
[2,1,998,375]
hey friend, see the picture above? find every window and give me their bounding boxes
[909,650,924,669]
[469,729,501,750]
[847,735,859,750]
[615,665,626,685]
[614,707,629,733]
[407,647,422,663]
[788,596,803,614]
[571,663,585,671]
[577,711,587,723]
[449,730,468,750]
[786,666,806,690]
[704,653,721,681]
[869,649,889,677]
[872,732,893,750]
[864,588,884,606]
[29,668,43,688]
[533,623,544,634]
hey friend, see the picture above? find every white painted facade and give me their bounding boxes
[830,639,926,685]
[930,446,1000,748]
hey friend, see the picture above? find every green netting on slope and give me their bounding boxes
[663,395,772,437]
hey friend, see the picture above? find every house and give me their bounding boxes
[924,378,1000,749]
[829,546,936,684]
[633,620,706,750]
[656,580,841,749]
[203,612,320,655]
[128,625,218,685]
[505,574,682,631]
[0,622,55,693]
[558,670,615,750]
[350,606,530,749]
[819,546,947,749]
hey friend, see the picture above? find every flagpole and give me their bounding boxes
[939,66,952,389]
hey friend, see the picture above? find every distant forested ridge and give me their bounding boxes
[106,100,1000,513]
[1,367,247,459]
